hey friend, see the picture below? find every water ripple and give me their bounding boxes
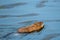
[36,0,48,8]
[0,2,27,9]
[42,33,60,40]
[0,13,38,18]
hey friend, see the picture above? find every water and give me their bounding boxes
[0,0,60,40]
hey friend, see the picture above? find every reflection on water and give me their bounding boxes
[0,2,27,9]
[0,13,38,18]
[36,0,48,8]
[42,33,60,40]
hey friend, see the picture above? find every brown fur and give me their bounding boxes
[18,22,44,33]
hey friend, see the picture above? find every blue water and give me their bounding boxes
[0,0,60,40]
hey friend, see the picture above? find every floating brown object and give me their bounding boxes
[18,22,44,33]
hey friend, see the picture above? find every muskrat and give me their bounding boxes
[18,22,44,33]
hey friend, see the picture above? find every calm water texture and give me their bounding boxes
[0,0,60,40]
